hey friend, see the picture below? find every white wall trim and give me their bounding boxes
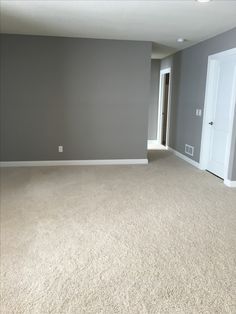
[147,140,167,150]
[167,146,200,169]
[147,140,159,150]
[224,179,236,188]
[0,159,148,167]
[168,147,236,188]
[210,47,236,59]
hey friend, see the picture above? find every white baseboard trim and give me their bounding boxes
[224,179,236,188]
[167,146,200,169]
[147,140,159,150]
[0,159,148,168]
[167,147,236,188]
[147,140,167,150]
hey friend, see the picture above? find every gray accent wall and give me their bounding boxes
[0,34,151,161]
[148,59,160,140]
[161,28,236,180]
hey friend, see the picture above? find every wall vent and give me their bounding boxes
[185,144,194,157]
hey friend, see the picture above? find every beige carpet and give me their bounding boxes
[1,151,236,313]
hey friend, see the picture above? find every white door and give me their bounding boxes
[207,55,236,178]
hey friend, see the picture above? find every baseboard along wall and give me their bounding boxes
[0,159,148,167]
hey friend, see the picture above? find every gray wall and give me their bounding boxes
[0,34,151,161]
[161,27,236,180]
[148,59,160,140]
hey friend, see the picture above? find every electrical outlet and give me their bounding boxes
[58,145,63,153]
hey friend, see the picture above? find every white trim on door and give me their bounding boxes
[157,68,172,147]
[224,179,236,188]
[147,140,167,150]
[199,47,236,183]
[147,140,159,150]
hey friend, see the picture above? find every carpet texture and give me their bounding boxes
[1,151,236,313]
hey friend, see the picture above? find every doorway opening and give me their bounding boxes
[161,73,170,146]
[200,47,236,184]
[157,68,171,148]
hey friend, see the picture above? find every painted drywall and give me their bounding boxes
[148,59,160,140]
[161,27,236,180]
[0,34,151,161]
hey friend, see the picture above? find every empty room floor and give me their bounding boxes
[1,151,236,313]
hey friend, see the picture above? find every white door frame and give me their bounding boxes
[157,68,172,146]
[199,47,236,184]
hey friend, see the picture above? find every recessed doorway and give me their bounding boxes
[200,48,236,184]
[157,68,171,148]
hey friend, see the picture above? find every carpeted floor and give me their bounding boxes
[1,151,236,313]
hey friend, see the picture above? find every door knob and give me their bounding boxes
[209,121,214,125]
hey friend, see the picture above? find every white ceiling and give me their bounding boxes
[1,0,236,58]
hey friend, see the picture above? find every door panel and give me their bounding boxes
[207,56,236,178]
